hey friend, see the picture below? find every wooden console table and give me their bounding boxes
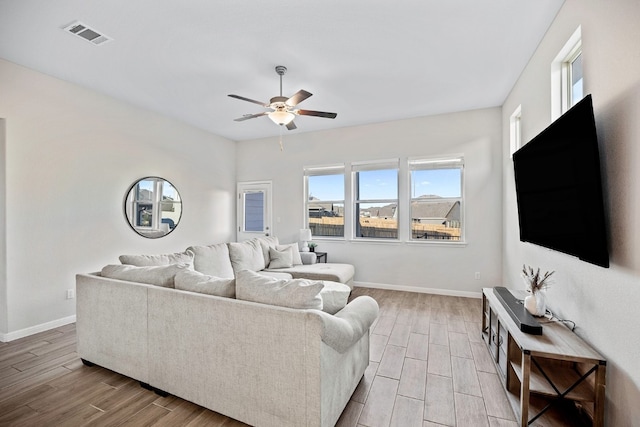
[482,288,606,426]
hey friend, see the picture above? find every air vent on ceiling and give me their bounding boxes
[62,21,112,45]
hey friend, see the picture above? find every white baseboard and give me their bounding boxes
[0,315,76,343]
[353,281,482,299]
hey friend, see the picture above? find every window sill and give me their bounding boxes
[311,237,467,247]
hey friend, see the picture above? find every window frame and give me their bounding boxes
[304,164,346,239]
[509,105,522,156]
[352,159,400,241]
[303,157,465,245]
[563,44,583,111]
[551,26,582,120]
[408,156,464,243]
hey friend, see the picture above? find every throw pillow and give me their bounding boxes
[276,243,303,265]
[174,269,235,298]
[235,270,324,310]
[228,239,266,273]
[186,243,235,278]
[257,235,280,266]
[268,247,294,269]
[119,250,195,267]
[101,263,191,288]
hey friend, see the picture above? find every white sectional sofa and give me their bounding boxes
[76,237,376,427]
[186,236,355,288]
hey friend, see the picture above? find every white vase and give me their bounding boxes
[524,291,546,316]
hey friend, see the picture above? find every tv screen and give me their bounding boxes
[513,95,609,268]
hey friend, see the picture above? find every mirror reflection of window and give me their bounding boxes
[125,177,182,238]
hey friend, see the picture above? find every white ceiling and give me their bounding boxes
[0,0,564,142]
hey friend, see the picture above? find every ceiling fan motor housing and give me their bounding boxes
[270,96,289,110]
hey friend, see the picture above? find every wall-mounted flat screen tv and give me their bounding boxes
[513,95,609,268]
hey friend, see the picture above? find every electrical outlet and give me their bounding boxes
[66,289,75,300]
[474,272,481,280]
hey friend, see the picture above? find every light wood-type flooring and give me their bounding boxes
[0,287,582,426]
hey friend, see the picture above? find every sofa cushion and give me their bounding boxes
[268,247,293,269]
[174,269,235,298]
[228,239,266,273]
[101,263,191,288]
[264,263,355,287]
[235,270,324,310]
[186,243,235,278]
[276,243,303,265]
[119,250,194,267]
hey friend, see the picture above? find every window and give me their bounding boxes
[409,157,463,241]
[510,105,522,156]
[304,157,464,244]
[568,50,583,107]
[352,160,399,239]
[552,26,582,119]
[305,165,345,237]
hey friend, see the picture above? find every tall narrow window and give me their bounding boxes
[305,165,345,238]
[552,26,582,118]
[409,157,463,242]
[352,160,399,239]
[510,105,522,156]
[569,51,583,107]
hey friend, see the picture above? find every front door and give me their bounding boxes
[237,181,272,242]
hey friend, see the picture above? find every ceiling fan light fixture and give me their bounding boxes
[268,110,295,125]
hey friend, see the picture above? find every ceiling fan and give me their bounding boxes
[229,65,337,131]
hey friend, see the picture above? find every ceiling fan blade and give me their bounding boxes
[286,90,312,107]
[296,109,337,119]
[228,94,269,107]
[286,121,297,131]
[234,112,268,122]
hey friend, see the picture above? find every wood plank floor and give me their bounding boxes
[0,288,580,426]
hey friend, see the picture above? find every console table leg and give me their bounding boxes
[520,351,531,427]
[594,362,606,427]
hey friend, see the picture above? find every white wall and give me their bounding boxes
[0,119,6,334]
[501,0,640,424]
[0,59,237,339]
[237,108,503,296]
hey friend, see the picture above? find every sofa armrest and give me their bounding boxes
[314,296,379,353]
[300,251,317,265]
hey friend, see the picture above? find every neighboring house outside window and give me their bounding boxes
[352,160,399,239]
[304,165,345,238]
[409,157,464,242]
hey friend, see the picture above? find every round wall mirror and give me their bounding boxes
[124,177,182,238]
